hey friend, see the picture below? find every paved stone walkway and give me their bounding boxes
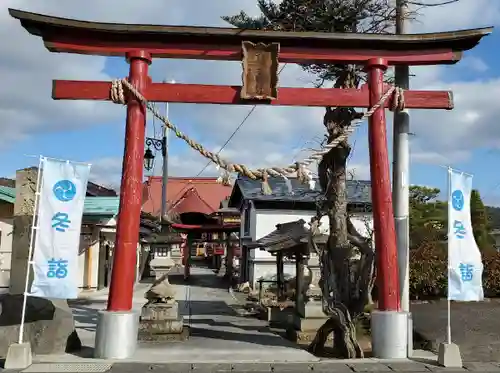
[20,267,492,372]
[130,267,318,363]
[32,267,316,365]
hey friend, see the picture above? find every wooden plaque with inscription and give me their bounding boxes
[241,41,280,100]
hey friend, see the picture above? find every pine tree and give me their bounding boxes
[409,186,446,248]
[470,189,492,250]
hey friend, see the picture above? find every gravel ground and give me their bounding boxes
[411,300,500,362]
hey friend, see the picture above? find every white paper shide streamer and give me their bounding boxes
[30,158,91,299]
[447,168,484,302]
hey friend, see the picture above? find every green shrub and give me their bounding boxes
[482,250,500,297]
[409,242,447,299]
[409,243,500,299]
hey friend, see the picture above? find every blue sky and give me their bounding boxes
[409,33,500,202]
[1,0,500,204]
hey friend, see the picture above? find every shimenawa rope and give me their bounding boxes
[110,78,405,194]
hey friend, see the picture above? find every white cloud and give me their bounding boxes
[461,56,489,73]
[409,75,500,165]
[409,0,499,33]
[1,0,499,189]
[89,157,123,190]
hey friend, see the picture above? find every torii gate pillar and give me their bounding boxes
[95,51,152,359]
[366,58,400,311]
[366,58,410,358]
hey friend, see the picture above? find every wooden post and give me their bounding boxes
[107,51,151,312]
[184,234,192,280]
[366,58,400,312]
[276,252,284,300]
[295,251,306,318]
[226,233,234,281]
[85,244,92,289]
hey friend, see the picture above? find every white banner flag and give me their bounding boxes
[30,158,91,299]
[448,168,484,301]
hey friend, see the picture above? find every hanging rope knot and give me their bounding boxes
[294,162,314,190]
[217,171,232,186]
[390,86,405,112]
[261,171,272,195]
[215,165,229,185]
[296,162,307,183]
[110,79,128,105]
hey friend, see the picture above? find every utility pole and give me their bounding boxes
[144,80,174,222]
[160,79,174,222]
[393,0,412,356]
[160,124,168,220]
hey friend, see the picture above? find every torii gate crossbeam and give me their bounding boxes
[9,8,491,360]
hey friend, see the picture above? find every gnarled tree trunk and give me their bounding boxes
[308,72,375,358]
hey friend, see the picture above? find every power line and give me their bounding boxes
[195,106,257,177]
[196,64,288,177]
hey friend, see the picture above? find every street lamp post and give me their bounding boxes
[143,79,174,223]
[144,136,167,221]
[161,79,175,222]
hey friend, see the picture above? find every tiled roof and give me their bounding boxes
[0,186,119,216]
[247,219,310,254]
[170,188,215,215]
[83,197,119,216]
[228,175,371,207]
[86,181,118,197]
[0,186,15,204]
[142,176,232,217]
[0,178,15,188]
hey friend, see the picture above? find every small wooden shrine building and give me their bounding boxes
[246,219,328,314]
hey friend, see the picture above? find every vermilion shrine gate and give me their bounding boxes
[171,222,240,280]
[9,8,491,359]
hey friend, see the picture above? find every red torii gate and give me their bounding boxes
[9,8,491,358]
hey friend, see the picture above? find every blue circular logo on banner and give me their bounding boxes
[451,189,464,211]
[53,180,77,202]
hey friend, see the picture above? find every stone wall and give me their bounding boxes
[9,167,38,294]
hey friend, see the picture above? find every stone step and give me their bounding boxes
[138,317,186,341]
[138,325,190,342]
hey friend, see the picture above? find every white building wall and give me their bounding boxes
[0,218,13,292]
[250,209,373,287]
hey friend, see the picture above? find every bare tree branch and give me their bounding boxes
[408,0,459,6]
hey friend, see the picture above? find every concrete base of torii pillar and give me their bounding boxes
[371,310,409,359]
[94,310,139,359]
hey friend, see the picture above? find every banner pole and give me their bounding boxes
[446,166,452,345]
[18,156,44,344]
